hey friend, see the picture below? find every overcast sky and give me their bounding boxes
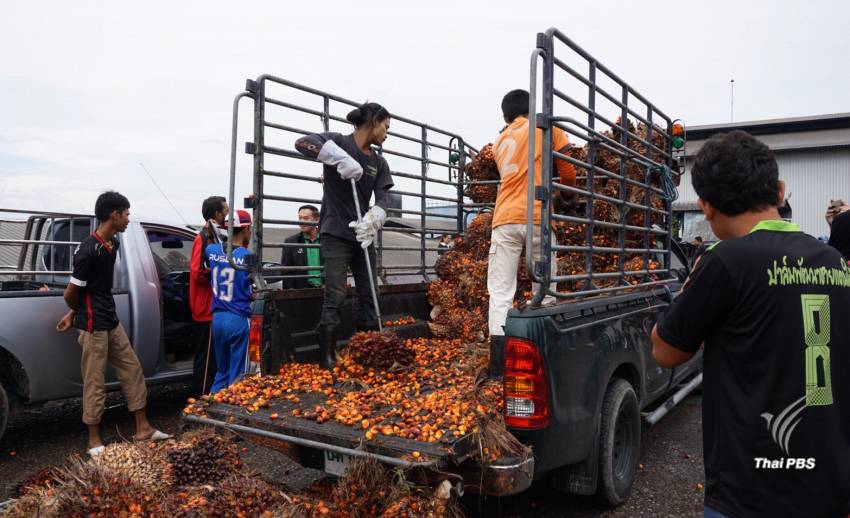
[2,1,849,223]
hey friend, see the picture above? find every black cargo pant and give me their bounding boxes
[319,234,378,330]
[190,320,217,396]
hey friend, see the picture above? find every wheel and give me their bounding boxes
[0,384,9,442]
[596,378,640,506]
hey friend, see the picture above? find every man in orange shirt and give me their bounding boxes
[487,89,576,377]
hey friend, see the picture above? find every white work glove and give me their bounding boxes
[349,206,387,249]
[316,140,363,181]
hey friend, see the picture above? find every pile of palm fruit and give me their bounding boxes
[462,144,499,204]
[554,120,668,292]
[3,433,460,518]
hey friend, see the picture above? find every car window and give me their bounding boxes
[146,229,193,273]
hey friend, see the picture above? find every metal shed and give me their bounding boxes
[675,113,850,239]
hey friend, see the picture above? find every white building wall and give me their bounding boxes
[678,147,850,238]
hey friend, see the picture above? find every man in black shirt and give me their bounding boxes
[652,131,850,517]
[56,191,170,456]
[295,102,394,368]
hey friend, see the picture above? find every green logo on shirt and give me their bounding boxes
[801,294,833,406]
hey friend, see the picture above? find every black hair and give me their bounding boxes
[298,204,320,218]
[694,236,703,242]
[690,130,780,216]
[94,191,130,222]
[201,196,227,221]
[501,89,530,122]
[346,102,390,128]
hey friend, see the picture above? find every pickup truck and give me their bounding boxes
[0,209,205,441]
[185,28,702,507]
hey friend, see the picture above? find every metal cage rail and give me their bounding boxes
[527,29,682,304]
[0,208,96,283]
[227,76,481,288]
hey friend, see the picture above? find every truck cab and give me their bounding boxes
[0,209,201,440]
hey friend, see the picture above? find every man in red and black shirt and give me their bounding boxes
[56,191,170,456]
[189,196,228,395]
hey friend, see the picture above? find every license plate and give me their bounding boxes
[323,450,352,476]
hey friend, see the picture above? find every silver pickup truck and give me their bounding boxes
[0,208,204,441]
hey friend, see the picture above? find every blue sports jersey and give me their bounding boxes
[205,243,253,317]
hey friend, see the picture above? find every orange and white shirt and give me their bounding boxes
[491,117,576,229]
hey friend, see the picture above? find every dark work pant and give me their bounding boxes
[191,320,217,396]
[319,234,378,330]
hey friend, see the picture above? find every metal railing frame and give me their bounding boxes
[0,209,96,281]
[527,29,680,305]
[227,75,481,287]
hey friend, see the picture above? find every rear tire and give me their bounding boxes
[596,378,640,506]
[0,384,9,442]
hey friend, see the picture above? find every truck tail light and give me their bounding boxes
[249,315,263,363]
[504,337,550,429]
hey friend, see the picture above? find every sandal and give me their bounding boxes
[134,429,172,442]
[87,445,106,458]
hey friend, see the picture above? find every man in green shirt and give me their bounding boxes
[281,205,323,289]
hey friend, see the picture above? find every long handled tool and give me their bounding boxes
[350,179,383,332]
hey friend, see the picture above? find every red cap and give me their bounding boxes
[223,209,252,228]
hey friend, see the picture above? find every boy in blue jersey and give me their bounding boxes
[205,209,254,392]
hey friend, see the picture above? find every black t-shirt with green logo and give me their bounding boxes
[658,220,850,518]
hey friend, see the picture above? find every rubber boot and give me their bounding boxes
[317,326,338,370]
[488,335,505,380]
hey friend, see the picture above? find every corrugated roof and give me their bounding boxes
[687,112,850,136]
[682,113,850,157]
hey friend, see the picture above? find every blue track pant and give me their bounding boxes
[210,311,249,393]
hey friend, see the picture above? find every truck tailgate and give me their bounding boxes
[198,393,471,465]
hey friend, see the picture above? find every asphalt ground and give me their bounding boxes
[0,384,704,516]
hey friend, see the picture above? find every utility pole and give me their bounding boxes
[730,79,735,123]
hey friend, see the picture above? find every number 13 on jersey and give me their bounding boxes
[212,265,235,302]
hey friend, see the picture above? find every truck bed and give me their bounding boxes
[201,388,474,464]
[185,321,534,495]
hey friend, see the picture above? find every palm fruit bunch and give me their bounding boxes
[545,118,674,295]
[328,457,393,517]
[93,442,172,492]
[278,458,459,518]
[165,432,242,486]
[462,144,500,204]
[427,211,532,342]
[11,466,61,498]
[430,306,488,343]
[378,482,457,518]
[452,210,492,260]
[162,474,289,518]
[1,458,157,518]
[1,432,315,518]
[345,330,415,370]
